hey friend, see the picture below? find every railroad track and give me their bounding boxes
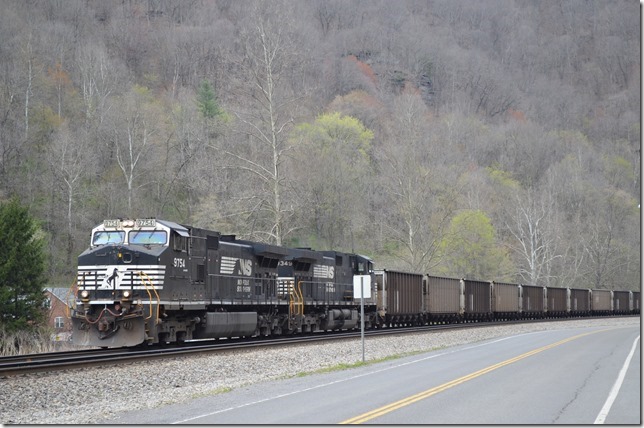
[1,316,635,377]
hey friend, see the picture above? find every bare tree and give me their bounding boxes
[21,35,35,141]
[377,88,456,272]
[583,190,639,290]
[109,85,161,215]
[503,188,560,285]
[219,4,309,245]
[156,86,220,220]
[46,122,94,268]
[77,43,120,125]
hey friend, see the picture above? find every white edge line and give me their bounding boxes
[594,334,640,424]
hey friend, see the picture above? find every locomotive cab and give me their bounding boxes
[72,219,179,347]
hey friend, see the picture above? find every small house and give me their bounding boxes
[44,287,75,341]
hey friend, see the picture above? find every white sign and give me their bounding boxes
[353,275,372,299]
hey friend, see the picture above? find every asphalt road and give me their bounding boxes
[104,323,640,424]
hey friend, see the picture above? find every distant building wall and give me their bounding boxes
[45,288,74,333]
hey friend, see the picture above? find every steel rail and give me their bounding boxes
[0,315,636,377]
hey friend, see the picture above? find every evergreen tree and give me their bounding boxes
[196,79,221,119]
[0,198,48,332]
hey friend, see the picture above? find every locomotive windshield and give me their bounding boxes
[129,230,167,245]
[92,231,125,245]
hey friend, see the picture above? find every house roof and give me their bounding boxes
[45,287,75,307]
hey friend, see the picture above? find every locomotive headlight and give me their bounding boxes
[120,290,132,312]
[80,289,90,310]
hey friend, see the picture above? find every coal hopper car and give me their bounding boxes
[374,270,424,327]
[424,275,463,323]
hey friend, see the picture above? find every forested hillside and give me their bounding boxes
[0,0,639,290]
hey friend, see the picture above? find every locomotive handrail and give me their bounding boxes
[288,281,305,318]
[296,281,304,315]
[288,287,296,316]
[137,271,161,323]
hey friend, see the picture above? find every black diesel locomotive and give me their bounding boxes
[72,218,639,348]
[72,219,374,347]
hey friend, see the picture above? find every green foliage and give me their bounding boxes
[133,84,151,97]
[298,112,374,157]
[437,210,513,280]
[486,166,520,190]
[0,198,48,332]
[196,80,222,119]
[31,105,64,148]
[293,112,375,249]
[604,155,634,189]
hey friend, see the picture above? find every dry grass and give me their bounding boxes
[0,326,80,356]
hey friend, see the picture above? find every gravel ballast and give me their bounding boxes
[1,317,638,424]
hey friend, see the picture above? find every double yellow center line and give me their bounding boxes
[340,330,604,424]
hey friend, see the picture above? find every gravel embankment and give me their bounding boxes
[1,317,638,424]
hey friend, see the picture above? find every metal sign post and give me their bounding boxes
[360,276,365,362]
[353,275,371,363]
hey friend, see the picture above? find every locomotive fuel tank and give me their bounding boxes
[320,309,359,330]
[193,312,258,339]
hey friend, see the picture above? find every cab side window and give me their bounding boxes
[173,234,187,252]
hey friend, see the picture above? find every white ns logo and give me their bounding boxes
[238,259,252,276]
